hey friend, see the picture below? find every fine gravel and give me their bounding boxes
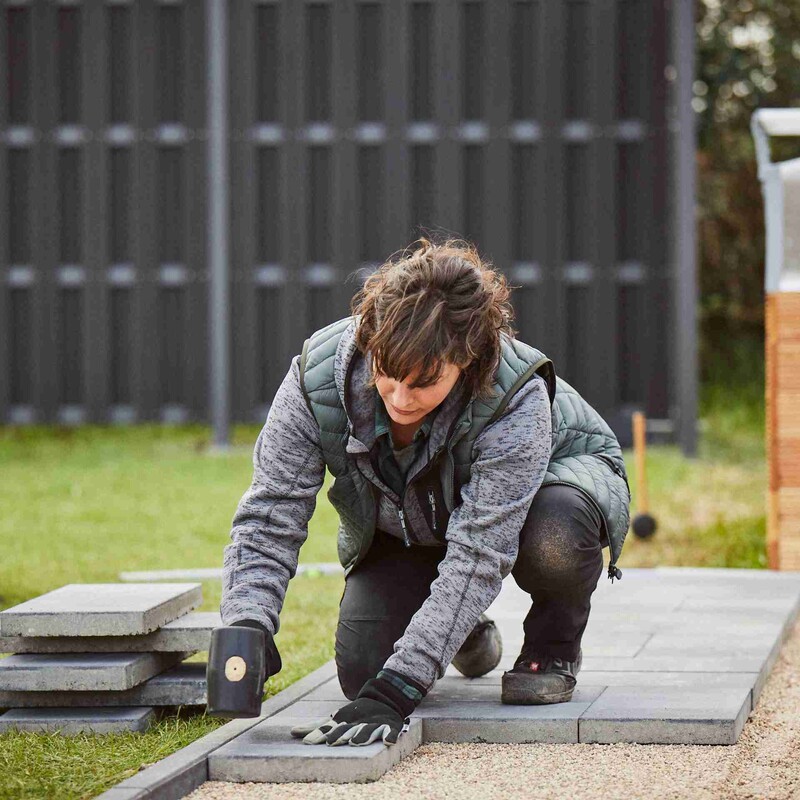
[188,613,800,800]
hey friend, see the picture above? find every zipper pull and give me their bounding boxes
[427,489,437,531]
[607,562,622,583]
[397,506,411,548]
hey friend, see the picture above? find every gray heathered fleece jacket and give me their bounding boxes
[220,342,553,691]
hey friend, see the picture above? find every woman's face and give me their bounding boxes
[373,359,466,427]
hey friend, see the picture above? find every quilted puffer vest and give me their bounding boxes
[299,316,630,585]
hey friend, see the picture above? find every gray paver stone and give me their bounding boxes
[0,706,156,735]
[0,651,194,691]
[0,611,220,654]
[0,662,207,707]
[0,583,202,637]
[579,684,753,744]
[208,720,423,783]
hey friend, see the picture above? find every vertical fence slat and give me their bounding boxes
[484,0,510,278]
[84,0,106,423]
[385,0,410,255]
[642,0,676,424]
[136,0,158,421]
[194,0,212,425]
[283,0,308,386]
[35,1,58,422]
[589,0,618,415]
[540,0,566,372]
[433,0,459,240]
[230,0,252,421]
[0,3,9,420]
[332,0,358,320]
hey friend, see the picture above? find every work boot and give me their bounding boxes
[450,614,503,677]
[500,646,582,704]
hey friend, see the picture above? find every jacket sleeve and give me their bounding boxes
[381,373,553,691]
[220,354,326,637]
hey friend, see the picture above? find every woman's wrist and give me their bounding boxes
[356,667,427,718]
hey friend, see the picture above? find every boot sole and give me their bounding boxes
[500,671,576,704]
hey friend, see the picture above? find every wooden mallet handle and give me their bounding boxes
[633,411,649,514]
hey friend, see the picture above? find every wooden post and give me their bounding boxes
[752,108,800,570]
[766,292,800,569]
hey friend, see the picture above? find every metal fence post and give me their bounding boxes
[208,0,230,448]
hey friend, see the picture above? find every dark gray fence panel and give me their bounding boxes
[1,0,685,447]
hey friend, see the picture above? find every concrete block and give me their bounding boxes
[0,651,194,691]
[579,684,753,744]
[207,719,423,783]
[0,611,219,654]
[0,583,203,637]
[0,662,207,708]
[0,706,156,735]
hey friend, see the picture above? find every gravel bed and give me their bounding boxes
[187,613,800,800]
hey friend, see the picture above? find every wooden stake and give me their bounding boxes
[633,411,649,514]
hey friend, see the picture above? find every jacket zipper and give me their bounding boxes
[427,489,437,531]
[444,420,470,512]
[394,445,446,546]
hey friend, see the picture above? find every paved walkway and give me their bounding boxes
[202,566,800,784]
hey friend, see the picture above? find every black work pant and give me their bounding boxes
[335,483,605,700]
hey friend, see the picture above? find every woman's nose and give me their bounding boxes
[392,387,414,408]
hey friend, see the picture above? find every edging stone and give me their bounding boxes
[94,659,337,800]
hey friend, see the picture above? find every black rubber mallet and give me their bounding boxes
[631,411,658,539]
[205,625,267,718]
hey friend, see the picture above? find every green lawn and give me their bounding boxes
[0,360,767,799]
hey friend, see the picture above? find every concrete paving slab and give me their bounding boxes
[0,583,203,637]
[0,611,219,654]
[654,565,800,580]
[638,633,776,657]
[0,662,207,708]
[420,703,594,744]
[0,650,194,691]
[207,719,423,783]
[429,670,759,690]
[579,684,753,744]
[167,567,800,787]
[501,631,651,658]
[0,706,156,735]
[506,654,768,672]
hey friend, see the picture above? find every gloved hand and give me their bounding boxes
[301,668,426,747]
[229,619,282,689]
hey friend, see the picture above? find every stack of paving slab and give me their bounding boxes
[0,583,220,735]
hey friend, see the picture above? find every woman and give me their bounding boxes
[220,237,631,748]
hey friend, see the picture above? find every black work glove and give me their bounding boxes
[302,668,427,747]
[229,619,282,688]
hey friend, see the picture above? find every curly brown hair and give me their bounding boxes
[349,236,517,402]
